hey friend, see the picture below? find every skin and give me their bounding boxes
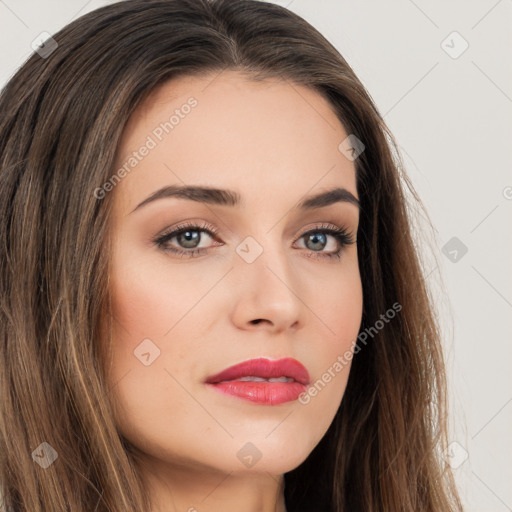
[105,70,363,512]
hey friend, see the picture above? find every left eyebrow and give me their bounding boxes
[297,187,360,210]
[130,185,360,214]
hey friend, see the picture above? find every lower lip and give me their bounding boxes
[206,381,307,405]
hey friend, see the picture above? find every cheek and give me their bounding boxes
[109,245,216,340]
[105,243,224,428]
[310,253,363,353]
[304,261,362,400]
[331,278,363,356]
[105,259,200,449]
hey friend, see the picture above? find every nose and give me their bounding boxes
[229,238,303,334]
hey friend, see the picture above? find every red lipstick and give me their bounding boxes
[204,357,310,405]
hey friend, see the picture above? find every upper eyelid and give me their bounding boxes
[159,222,347,238]
[157,222,353,246]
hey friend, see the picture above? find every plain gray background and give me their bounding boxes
[1,0,511,510]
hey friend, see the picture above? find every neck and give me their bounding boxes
[139,455,287,512]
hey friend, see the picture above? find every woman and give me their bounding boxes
[0,0,463,511]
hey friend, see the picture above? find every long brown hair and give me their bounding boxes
[0,0,463,510]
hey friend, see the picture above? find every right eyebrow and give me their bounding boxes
[130,185,241,214]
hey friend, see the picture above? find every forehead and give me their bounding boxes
[112,70,357,214]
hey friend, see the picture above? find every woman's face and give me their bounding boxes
[106,70,363,479]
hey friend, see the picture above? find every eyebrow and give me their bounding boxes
[130,184,360,214]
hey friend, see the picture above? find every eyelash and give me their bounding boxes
[152,220,356,261]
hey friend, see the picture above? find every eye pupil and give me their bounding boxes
[306,232,327,251]
[178,230,200,248]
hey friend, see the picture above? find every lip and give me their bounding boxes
[204,357,310,406]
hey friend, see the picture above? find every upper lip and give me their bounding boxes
[205,357,310,385]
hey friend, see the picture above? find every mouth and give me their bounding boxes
[204,357,310,406]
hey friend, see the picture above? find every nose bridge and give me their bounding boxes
[236,228,290,286]
[231,228,303,326]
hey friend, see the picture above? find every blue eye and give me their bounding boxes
[297,226,355,260]
[153,220,220,259]
[153,221,355,260]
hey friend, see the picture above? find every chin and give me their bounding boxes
[209,434,318,476]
